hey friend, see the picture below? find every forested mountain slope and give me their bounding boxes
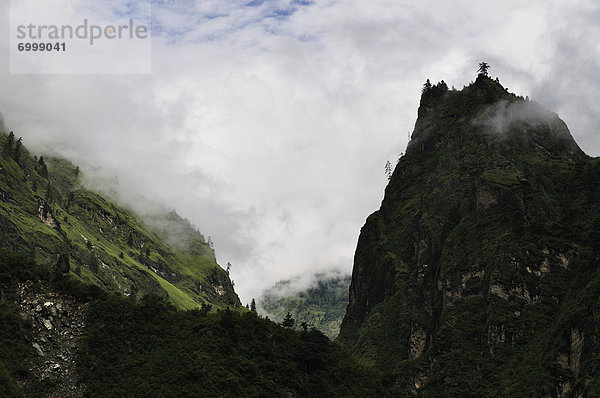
[260,273,351,339]
[0,250,387,397]
[0,132,239,309]
[338,74,600,396]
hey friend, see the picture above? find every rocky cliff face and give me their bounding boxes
[338,76,600,396]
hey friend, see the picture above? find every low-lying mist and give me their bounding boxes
[259,269,351,302]
[475,99,559,137]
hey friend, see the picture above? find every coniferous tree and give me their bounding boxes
[282,312,295,328]
[67,191,75,209]
[478,61,490,76]
[3,131,14,155]
[13,138,22,163]
[385,161,392,180]
[422,79,432,92]
[89,254,99,273]
[127,230,134,246]
[41,204,48,220]
[56,253,70,274]
[37,156,48,178]
[45,182,52,201]
[250,298,257,314]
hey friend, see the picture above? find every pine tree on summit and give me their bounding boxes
[422,79,432,92]
[478,61,490,76]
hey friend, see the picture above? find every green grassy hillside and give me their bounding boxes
[0,132,239,310]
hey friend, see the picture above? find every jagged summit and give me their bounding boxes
[417,75,513,122]
[338,73,600,396]
[410,75,583,161]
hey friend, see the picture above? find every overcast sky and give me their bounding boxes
[1,0,599,303]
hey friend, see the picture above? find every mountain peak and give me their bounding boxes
[339,73,599,395]
[410,75,583,161]
[417,74,509,119]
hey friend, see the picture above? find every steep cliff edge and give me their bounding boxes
[338,75,600,396]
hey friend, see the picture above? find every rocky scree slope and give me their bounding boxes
[16,280,87,397]
[338,75,600,396]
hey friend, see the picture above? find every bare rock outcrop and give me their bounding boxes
[17,281,87,397]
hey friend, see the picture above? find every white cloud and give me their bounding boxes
[1,0,599,302]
